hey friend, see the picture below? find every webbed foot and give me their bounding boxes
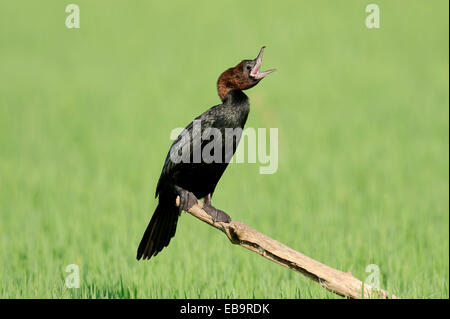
[203,204,231,223]
[174,185,197,213]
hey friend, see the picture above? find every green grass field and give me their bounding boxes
[0,0,448,298]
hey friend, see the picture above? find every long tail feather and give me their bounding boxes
[137,200,179,260]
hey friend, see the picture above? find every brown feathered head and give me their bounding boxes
[217,46,276,101]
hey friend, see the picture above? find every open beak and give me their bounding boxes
[250,46,277,80]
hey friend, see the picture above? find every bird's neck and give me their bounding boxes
[221,90,250,129]
[223,89,249,107]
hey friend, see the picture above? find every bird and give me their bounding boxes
[137,47,276,260]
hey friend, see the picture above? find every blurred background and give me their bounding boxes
[0,0,448,298]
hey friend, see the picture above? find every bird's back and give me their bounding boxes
[156,90,250,199]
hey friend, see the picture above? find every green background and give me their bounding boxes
[0,0,448,298]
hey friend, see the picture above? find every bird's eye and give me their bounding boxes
[246,65,252,71]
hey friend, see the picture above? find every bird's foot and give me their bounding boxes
[174,185,197,213]
[203,204,232,223]
[204,193,212,206]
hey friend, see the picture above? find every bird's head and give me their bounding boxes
[217,46,276,101]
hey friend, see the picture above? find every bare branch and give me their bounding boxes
[176,193,397,299]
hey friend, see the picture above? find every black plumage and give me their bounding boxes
[137,47,276,260]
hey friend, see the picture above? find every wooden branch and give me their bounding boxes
[176,193,396,299]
